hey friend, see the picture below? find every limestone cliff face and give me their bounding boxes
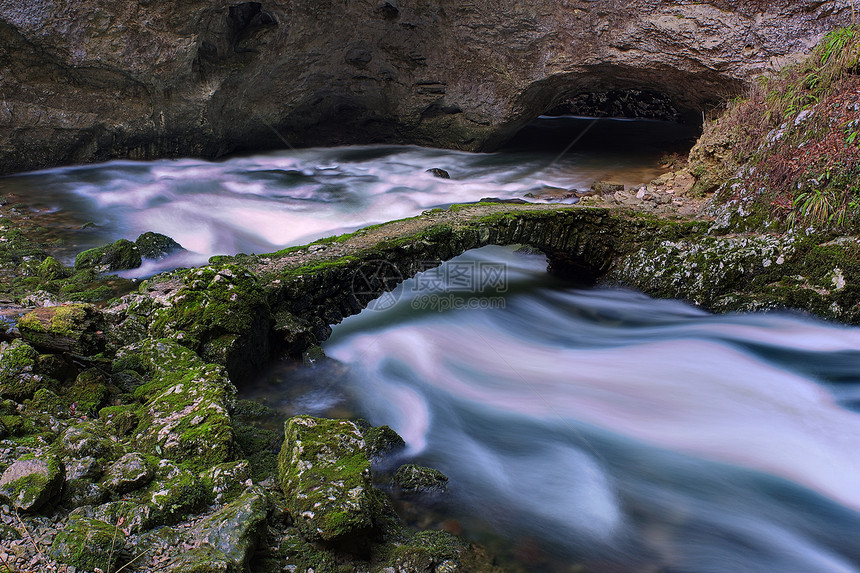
[0,0,851,174]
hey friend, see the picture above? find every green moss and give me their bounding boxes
[48,516,124,572]
[75,238,142,272]
[278,416,377,542]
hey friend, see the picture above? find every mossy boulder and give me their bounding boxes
[118,339,236,470]
[360,423,406,460]
[191,486,269,571]
[49,516,125,572]
[102,452,155,495]
[148,264,270,383]
[0,339,43,400]
[205,460,252,505]
[62,455,108,508]
[167,545,238,573]
[394,464,449,496]
[0,454,64,512]
[67,368,111,416]
[137,464,211,529]
[136,231,184,260]
[278,416,380,545]
[18,303,105,355]
[75,238,142,272]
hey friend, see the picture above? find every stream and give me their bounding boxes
[3,118,859,572]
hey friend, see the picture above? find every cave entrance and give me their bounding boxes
[503,88,702,156]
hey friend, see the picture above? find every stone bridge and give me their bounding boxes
[103,203,859,385]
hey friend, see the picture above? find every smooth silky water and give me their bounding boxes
[5,118,859,571]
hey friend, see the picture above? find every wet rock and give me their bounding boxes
[191,486,268,571]
[18,303,105,355]
[0,339,43,400]
[0,455,64,512]
[75,238,142,272]
[48,516,125,572]
[394,463,449,496]
[278,416,379,544]
[136,232,184,260]
[360,423,406,460]
[103,452,155,495]
[426,168,451,179]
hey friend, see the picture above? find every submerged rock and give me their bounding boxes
[426,168,451,179]
[75,238,142,272]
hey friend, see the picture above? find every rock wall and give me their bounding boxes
[0,0,852,174]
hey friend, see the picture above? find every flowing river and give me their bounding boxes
[3,118,860,572]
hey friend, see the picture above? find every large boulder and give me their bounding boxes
[0,1,851,174]
[75,239,142,272]
[278,416,381,546]
[116,339,237,471]
[48,516,125,572]
[0,454,65,512]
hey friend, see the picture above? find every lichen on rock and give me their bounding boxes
[278,416,380,545]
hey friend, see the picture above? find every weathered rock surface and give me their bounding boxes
[0,455,64,512]
[48,516,125,572]
[75,239,142,272]
[0,1,851,174]
[278,416,379,544]
[190,486,269,572]
[394,463,449,496]
[17,303,105,355]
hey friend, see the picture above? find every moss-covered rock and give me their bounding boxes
[360,423,406,460]
[0,454,64,512]
[148,264,271,384]
[137,464,211,529]
[278,416,380,545]
[136,231,184,260]
[103,452,155,495]
[167,545,238,573]
[18,303,105,355]
[204,460,252,505]
[49,516,125,572]
[191,486,269,571]
[62,455,108,508]
[0,339,43,400]
[67,368,111,416]
[394,464,449,496]
[118,339,236,470]
[75,238,142,272]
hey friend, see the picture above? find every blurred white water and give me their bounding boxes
[322,246,860,572]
